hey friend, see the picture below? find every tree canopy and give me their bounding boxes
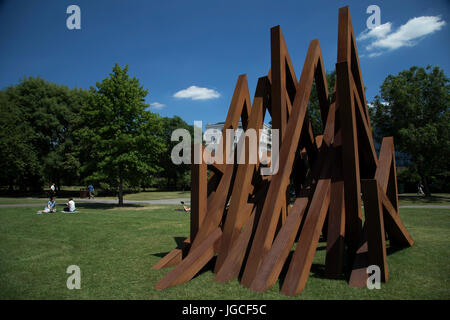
[76,63,166,205]
[0,65,193,199]
[371,65,450,195]
[0,77,85,190]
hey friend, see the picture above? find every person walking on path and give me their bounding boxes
[88,184,95,199]
[417,182,425,196]
[50,183,56,197]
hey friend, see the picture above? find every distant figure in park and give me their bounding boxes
[417,182,425,196]
[88,184,95,199]
[64,198,76,212]
[37,196,56,214]
[50,183,56,196]
[180,201,190,213]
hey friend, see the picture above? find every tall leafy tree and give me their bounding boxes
[0,89,40,190]
[77,63,165,205]
[158,116,193,190]
[371,66,450,196]
[0,77,87,190]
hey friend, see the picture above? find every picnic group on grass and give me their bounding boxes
[37,183,84,214]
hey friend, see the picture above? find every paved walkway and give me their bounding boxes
[0,197,190,207]
[1,198,449,209]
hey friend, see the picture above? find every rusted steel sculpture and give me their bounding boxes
[153,6,414,296]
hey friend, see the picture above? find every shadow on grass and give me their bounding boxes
[151,237,188,258]
[193,256,217,279]
[386,244,409,255]
[399,194,450,204]
[57,202,145,210]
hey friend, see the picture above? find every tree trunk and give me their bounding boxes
[57,173,61,192]
[118,175,124,206]
[422,175,431,197]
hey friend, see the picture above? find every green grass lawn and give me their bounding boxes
[398,194,450,206]
[0,198,48,205]
[2,192,449,206]
[0,203,449,300]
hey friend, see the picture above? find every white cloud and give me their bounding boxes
[368,52,383,58]
[173,86,220,100]
[358,16,446,57]
[357,22,392,41]
[150,102,165,109]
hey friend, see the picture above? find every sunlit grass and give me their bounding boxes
[0,203,449,299]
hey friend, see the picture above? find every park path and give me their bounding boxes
[0,198,449,209]
[0,197,190,207]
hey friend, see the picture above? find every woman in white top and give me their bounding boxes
[64,198,76,212]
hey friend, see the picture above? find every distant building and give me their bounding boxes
[204,121,272,158]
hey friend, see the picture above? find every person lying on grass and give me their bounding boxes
[63,198,76,212]
[37,196,56,214]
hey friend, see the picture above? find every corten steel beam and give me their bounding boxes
[152,237,191,270]
[270,25,298,142]
[348,137,392,284]
[351,80,378,175]
[250,196,309,292]
[154,228,222,290]
[362,179,389,282]
[375,137,394,192]
[376,137,399,213]
[281,148,332,296]
[215,178,270,283]
[191,144,207,243]
[338,5,377,178]
[155,6,415,295]
[324,159,346,278]
[337,6,372,131]
[215,207,257,283]
[323,88,346,279]
[214,76,269,273]
[336,61,363,258]
[270,26,304,233]
[348,225,369,288]
[190,75,252,252]
[155,74,253,283]
[241,40,329,287]
[349,136,413,287]
[373,137,412,246]
[381,191,414,247]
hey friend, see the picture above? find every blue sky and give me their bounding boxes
[1,0,449,128]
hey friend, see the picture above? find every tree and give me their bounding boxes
[77,63,165,205]
[158,116,193,190]
[371,65,450,196]
[0,89,40,190]
[0,77,87,191]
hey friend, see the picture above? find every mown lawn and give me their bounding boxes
[0,202,449,300]
[398,194,450,206]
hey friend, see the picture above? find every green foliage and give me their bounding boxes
[157,116,193,190]
[308,70,336,135]
[76,63,166,204]
[371,66,450,194]
[0,77,87,190]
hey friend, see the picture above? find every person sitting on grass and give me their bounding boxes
[64,198,76,213]
[37,197,56,214]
